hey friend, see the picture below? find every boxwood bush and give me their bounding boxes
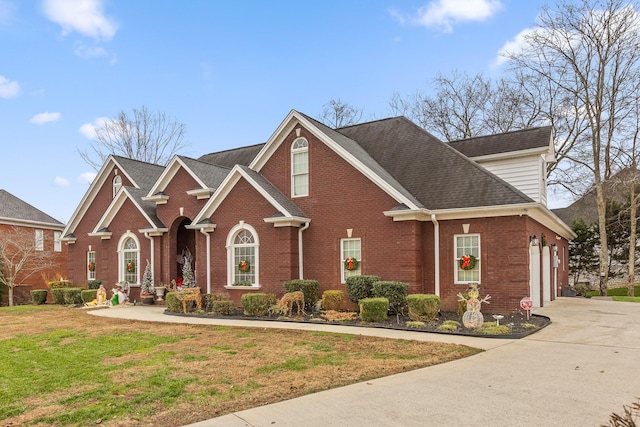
[81,289,98,303]
[47,280,73,289]
[210,300,236,316]
[51,288,66,304]
[372,281,408,314]
[30,290,48,305]
[87,280,102,290]
[284,279,319,310]
[62,288,83,305]
[321,290,344,311]
[359,297,389,322]
[203,292,231,312]
[406,294,441,322]
[165,292,182,313]
[241,293,277,316]
[345,275,381,303]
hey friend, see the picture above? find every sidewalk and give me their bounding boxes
[90,298,640,427]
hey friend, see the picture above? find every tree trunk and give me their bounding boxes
[629,188,638,297]
[596,181,609,296]
[8,285,14,307]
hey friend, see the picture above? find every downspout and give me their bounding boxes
[298,222,310,279]
[431,214,440,296]
[200,228,212,294]
[143,232,155,282]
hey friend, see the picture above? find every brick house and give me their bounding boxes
[0,190,67,305]
[61,110,574,312]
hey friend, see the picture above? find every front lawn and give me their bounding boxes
[0,305,481,426]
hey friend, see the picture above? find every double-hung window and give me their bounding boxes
[341,238,361,283]
[455,234,480,284]
[87,251,96,281]
[291,138,309,197]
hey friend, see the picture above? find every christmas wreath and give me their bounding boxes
[127,261,135,273]
[88,262,95,272]
[459,255,477,270]
[238,260,250,272]
[344,257,359,271]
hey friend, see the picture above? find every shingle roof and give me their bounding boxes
[448,126,552,158]
[336,117,534,210]
[125,187,166,229]
[238,166,307,218]
[198,144,265,168]
[112,156,165,190]
[0,189,63,225]
[178,156,231,189]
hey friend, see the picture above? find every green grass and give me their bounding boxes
[586,285,640,297]
[612,296,640,303]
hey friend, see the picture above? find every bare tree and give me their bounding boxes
[504,0,640,295]
[318,99,363,128]
[78,105,188,170]
[0,226,57,306]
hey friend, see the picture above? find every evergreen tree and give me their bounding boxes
[141,259,154,295]
[182,260,195,288]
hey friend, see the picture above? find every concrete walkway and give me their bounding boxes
[90,297,640,427]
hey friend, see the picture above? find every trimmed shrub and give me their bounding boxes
[165,292,182,313]
[62,288,83,305]
[30,290,47,305]
[406,294,441,322]
[345,275,381,303]
[359,297,389,322]
[372,281,408,314]
[47,280,73,289]
[203,292,231,312]
[51,288,66,304]
[321,290,344,311]
[284,279,319,310]
[81,289,98,303]
[457,292,469,315]
[211,300,236,316]
[87,280,102,290]
[241,293,277,316]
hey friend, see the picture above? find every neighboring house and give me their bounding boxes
[61,110,574,312]
[0,189,67,305]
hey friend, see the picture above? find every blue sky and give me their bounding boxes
[1,0,556,223]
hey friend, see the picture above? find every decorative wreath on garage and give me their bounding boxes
[238,260,250,272]
[344,257,359,271]
[127,261,135,273]
[88,262,95,272]
[459,255,477,270]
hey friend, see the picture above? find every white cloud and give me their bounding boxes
[30,111,61,125]
[79,116,108,139]
[42,0,118,41]
[0,75,20,98]
[78,172,96,184]
[392,0,503,32]
[54,176,70,186]
[74,43,107,58]
[494,27,535,67]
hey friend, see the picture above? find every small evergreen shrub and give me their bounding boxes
[81,289,98,303]
[437,320,461,332]
[241,293,277,316]
[47,280,73,289]
[284,279,319,310]
[51,288,66,304]
[30,290,47,305]
[87,280,102,290]
[372,281,408,314]
[345,275,381,303]
[203,292,231,311]
[165,292,182,313]
[406,294,441,322]
[359,297,389,322]
[457,292,469,315]
[321,290,344,311]
[406,321,426,329]
[62,288,83,305]
[211,300,236,316]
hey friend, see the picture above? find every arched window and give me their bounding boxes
[118,234,140,284]
[291,138,309,197]
[226,223,259,287]
[113,175,122,198]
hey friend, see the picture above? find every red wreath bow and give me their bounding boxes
[460,255,472,270]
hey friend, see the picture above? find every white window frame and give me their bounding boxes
[87,251,96,281]
[113,175,122,198]
[54,231,62,252]
[117,232,140,285]
[225,222,260,288]
[454,234,481,284]
[291,138,309,197]
[340,238,361,284]
[35,229,44,251]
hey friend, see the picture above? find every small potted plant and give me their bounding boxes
[140,259,155,305]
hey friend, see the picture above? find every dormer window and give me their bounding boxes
[113,175,122,198]
[291,138,309,197]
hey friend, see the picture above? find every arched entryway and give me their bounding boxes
[171,217,196,286]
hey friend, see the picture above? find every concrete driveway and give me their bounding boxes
[178,297,640,427]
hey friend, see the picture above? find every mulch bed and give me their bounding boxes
[165,309,550,339]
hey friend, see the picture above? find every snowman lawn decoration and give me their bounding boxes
[457,284,491,329]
